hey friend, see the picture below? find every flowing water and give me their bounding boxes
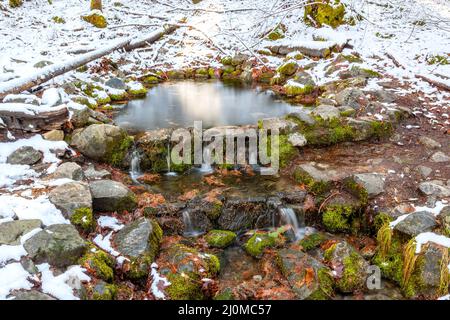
[114,81,299,130]
[129,149,142,183]
[279,207,308,241]
[182,211,204,237]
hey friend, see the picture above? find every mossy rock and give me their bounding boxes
[82,10,107,28]
[205,230,237,248]
[9,0,22,8]
[277,60,298,76]
[79,244,115,282]
[322,204,355,233]
[70,207,96,233]
[72,96,97,109]
[266,24,286,41]
[426,54,449,66]
[52,16,66,24]
[195,68,210,79]
[304,0,346,29]
[127,84,148,98]
[261,134,298,168]
[284,82,315,96]
[166,70,185,80]
[298,232,328,251]
[83,281,117,300]
[293,167,331,195]
[142,75,160,85]
[214,287,235,300]
[244,232,276,258]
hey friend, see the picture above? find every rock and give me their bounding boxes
[105,77,126,90]
[217,197,267,231]
[231,53,250,66]
[277,60,298,76]
[260,117,298,134]
[287,110,316,126]
[323,241,369,293]
[52,162,84,181]
[33,60,53,69]
[23,224,87,267]
[293,162,345,194]
[288,132,307,147]
[267,41,337,58]
[419,136,441,149]
[82,10,107,28]
[394,211,438,237]
[3,94,40,105]
[430,151,449,163]
[83,280,117,300]
[0,220,42,245]
[312,105,340,120]
[11,290,56,300]
[89,180,137,213]
[68,104,91,128]
[7,146,42,165]
[438,206,450,236]
[48,182,92,217]
[205,230,236,248]
[71,124,132,167]
[419,181,450,197]
[335,88,367,110]
[43,129,64,141]
[370,90,397,103]
[79,245,115,282]
[244,232,277,258]
[284,72,316,95]
[416,165,432,179]
[351,173,385,198]
[84,164,112,180]
[277,248,333,299]
[113,217,162,279]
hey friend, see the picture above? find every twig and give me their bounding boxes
[385,52,404,69]
[318,191,340,213]
[227,32,268,67]
[152,0,261,14]
[112,7,169,20]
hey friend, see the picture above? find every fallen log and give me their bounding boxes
[416,74,450,92]
[0,24,178,100]
[0,103,69,132]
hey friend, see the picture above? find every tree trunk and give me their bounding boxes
[0,105,69,132]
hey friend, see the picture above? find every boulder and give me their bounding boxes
[7,146,42,165]
[419,136,441,149]
[205,230,236,248]
[23,224,87,267]
[439,206,450,236]
[419,181,450,197]
[89,180,137,213]
[351,173,385,198]
[312,105,340,120]
[0,220,42,245]
[52,162,84,181]
[217,197,267,231]
[288,132,307,147]
[84,164,112,180]
[394,211,438,237]
[48,182,92,217]
[43,130,64,141]
[105,77,126,90]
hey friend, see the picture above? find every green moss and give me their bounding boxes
[128,86,148,99]
[52,16,66,24]
[167,70,185,80]
[166,272,204,300]
[372,236,403,285]
[337,252,365,292]
[72,96,97,109]
[370,120,393,139]
[108,90,128,101]
[284,83,315,96]
[195,68,210,78]
[244,233,276,258]
[206,201,223,220]
[214,288,234,300]
[204,253,220,275]
[344,178,369,206]
[304,0,346,28]
[266,25,286,41]
[341,54,363,63]
[205,230,236,248]
[293,168,331,195]
[308,267,334,300]
[322,205,354,233]
[79,245,115,282]
[299,232,326,251]
[339,109,356,117]
[277,60,298,76]
[108,135,133,167]
[262,134,298,168]
[373,212,393,232]
[221,56,233,66]
[426,54,449,65]
[70,207,95,232]
[92,283,117,300]
[9,0,22,8]
[82,12,107,28]
[142,75,160,85]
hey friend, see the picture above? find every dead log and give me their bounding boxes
[0,24,178,100]
[416,74,450,92]
[0,104,69,132]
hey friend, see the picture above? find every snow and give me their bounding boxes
[3,94,40,105]
[93,231,120,257]
[150,263,171,300]
[0,263,33,300]
[390,201,446,228]
[0,163,37,188]
[0,245,27,265]
[37,263,90,300]
[0,103,67,115]
[97,216,124,232]
[41,88,61,107]
[415,232,450,254]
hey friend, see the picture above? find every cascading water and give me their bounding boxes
[130,149,142,183]
[182,211,203,237]
[279,207,307,240]
[166,143,177,176]
[199,147,213,173]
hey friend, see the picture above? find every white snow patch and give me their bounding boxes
[97,216,124,232]
[0,263,33,300]
[415,232,450,254]
[93,231,120,257]
[150,263,170,300]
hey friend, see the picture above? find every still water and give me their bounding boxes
[114,81,299,130]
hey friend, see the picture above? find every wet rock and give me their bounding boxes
[394,211,438,237]
[113,217,162,279]
[11,290,56,300]
[351,173,385,198]
[287,110,316,126]
[218,197,267,231]
[83,280,117,300]
[419,181,450,197]
[79,245,115,282]
[205,230,236,248]
[71,124,132,167]
[105,77,126,90]
[136,129,171,172]
[52,162,84,181]
[419,136,441,149]
[0,220,42,245]
[43,129,64,141]
[277,60,298,76]
[288,132,307,147]
[312,105,340,120]
[84,164,112,180]
[267,41,336,58]
[293,162,345,194]
[24,224,87,267]
[244,232,277,258]
[260,118,298,134]
[277,248,333,299]
[89,180,137,213]
[7,146,42,165]
[48,182,92,217]
[323,240,369,293]
[430,151,449,163]
[335,87,367,110]
[68,104,91,128]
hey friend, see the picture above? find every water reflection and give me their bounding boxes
[114,81,299,130]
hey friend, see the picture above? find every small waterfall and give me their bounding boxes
[130,149,142,183]
[199,147,213,173]
[182,211,203,237]
[166,143,177,176]
[279,207,306,240]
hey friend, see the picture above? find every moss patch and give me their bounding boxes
[299,232,327,251]
[79,245,115,282]
[205,230,236,248]
[244,232,277,258]
[322,205,354,233]
[82,11,107,28]
[70,207,95,233]
[304,0,346,28]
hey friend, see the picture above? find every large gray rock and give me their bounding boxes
[84,164,112,180]
[217,197,267,231]
[23,224,87,267]
[105,77,126,90]
[89,180,137,213]
[0,220,42,245]
[48,182,92,217]
[277,248,333,299]
[288,132,307,147]
[113,217,162,279]
[335,88,366,110]
[52,162,84,181]
[312,105,340,120]
[11,290,56,300]
[430,151,449,163]
[419,181,450,197]
[7,146,42,165]
[394,211,438,237]
[70,124,131,166]
[352,173,385,198]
